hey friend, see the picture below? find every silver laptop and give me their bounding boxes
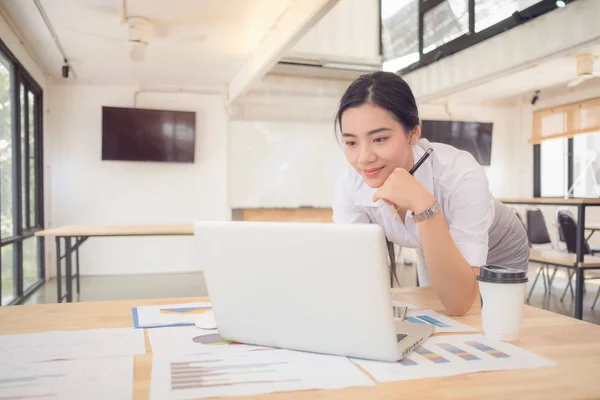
[193,221,433,362]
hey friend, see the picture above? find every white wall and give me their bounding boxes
[47,85,230,275]
[419,103,523,199]
[229,75,347,208]
[229,121,343,208]
[288,0,380,63]
[0,9,47,86]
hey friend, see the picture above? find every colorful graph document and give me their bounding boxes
[148,326,260,354]
[150,346,374,399]
[0,356,134,400]
[0,328,145,363]
[133,302,212,328]
[404,309,479,333]
[352,334,555,382]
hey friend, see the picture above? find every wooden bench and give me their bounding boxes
[529,249,600,268]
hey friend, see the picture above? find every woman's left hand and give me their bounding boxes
[372,168,435,213]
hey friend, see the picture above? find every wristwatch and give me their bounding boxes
[412,200,441,223]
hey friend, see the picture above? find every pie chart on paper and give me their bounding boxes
[192,333,232,346]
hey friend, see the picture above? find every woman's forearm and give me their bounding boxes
[416,210,479,316]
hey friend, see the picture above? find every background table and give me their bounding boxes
[35,225,194,303]
[499,197,600,319]
[2,287,600,399]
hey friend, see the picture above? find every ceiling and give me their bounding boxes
[429,43,600,105]
[1,0,294,89]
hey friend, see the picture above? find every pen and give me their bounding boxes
[393,148,433,219]
[409,148,433,175]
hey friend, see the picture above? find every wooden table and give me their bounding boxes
[2,288,600,399]
[35,225,194,303]
[499,197,600,319]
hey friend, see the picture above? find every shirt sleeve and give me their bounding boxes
[443,156,493,267]
[331,168,371,224]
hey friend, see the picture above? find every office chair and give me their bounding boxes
[557,211,600,304]
[525,208,553,301]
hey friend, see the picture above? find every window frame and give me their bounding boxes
[0,37,45,306]
[533,138,576,198]
[380,0,576,74]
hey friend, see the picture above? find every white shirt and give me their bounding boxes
[332,138,496,285]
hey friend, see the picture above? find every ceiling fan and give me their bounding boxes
[567,53,600,88]
[62,15,206,62]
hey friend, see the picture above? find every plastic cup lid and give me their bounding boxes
[476,265,528,284]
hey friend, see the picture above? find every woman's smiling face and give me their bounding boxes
[340,103,417,188]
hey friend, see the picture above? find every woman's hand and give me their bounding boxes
[372,168,435,213]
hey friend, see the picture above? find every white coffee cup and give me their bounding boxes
[477,265,528,342]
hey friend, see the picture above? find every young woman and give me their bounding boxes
[332,71,529,316]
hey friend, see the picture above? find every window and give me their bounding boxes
[572,132,600,197]
[423,0,469,54]
[539,137,568,197]
[0,39,44,306]
[381,0,420,72]
[474,0,542,32]
[533,97,600,198]
[381,0,568,74]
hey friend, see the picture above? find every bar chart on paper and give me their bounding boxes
[150,347,373,399]
[169,358,297,391]
[352,334,555,382]
[0,357,134,400]
[404,309,478,333]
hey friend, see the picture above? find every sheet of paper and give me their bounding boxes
[352,334,555,382]
[0,328,146,363]
[0,356,134,400]
[150,346,374,399]
[392,300,419,310]
[148,326,261,354]
[133,302,212,328]
[403,309,478,333]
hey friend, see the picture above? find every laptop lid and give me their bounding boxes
[194,221,414,361]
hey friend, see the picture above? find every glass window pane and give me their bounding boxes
[1,244,15,305]
[20,84,26,229]
[0,55,14,239]
[381,0,420,71]
[475,0,542,33]
[570,132,600,198]
[540,137,567,197]
[23,236,39,290]
[28,91,35,226]
[423,0,469,54]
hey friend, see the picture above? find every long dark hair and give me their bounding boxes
[335,71,420,135]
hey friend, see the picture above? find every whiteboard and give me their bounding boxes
[229,121,345,208]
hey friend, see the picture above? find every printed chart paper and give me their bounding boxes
[0,356,134,400]
[352,334,555,382]
[404,309,478,333]
[150,347,374,399]
[0,328,146,363]
[132,302,212,328]
[148,326,261,354]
